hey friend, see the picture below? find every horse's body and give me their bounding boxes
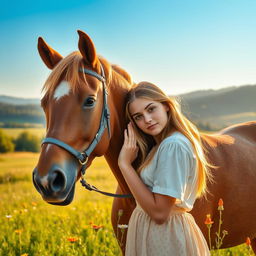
[33,30,256,254]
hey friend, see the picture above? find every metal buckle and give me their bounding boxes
[79,153,88,166]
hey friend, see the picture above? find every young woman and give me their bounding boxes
[118,82,212,256]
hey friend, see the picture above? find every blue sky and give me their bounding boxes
[1,0,256,98]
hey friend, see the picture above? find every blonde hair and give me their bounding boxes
[125,82,213,198]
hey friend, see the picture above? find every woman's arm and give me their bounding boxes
[118,123,176,224]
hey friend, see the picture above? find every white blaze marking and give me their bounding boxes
[53,81,70,100]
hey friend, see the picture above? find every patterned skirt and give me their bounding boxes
[125,204,210,256]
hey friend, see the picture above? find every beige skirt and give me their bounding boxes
[125,204,210,256]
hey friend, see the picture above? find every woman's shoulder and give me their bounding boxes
[158,131,194,155]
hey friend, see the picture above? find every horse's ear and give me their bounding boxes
[37,37,63,69]
[77,30,98,68]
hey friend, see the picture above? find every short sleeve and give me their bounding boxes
[152,139,193,201]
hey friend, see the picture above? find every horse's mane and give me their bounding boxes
[41,52,132,107]
[112,64,132,84]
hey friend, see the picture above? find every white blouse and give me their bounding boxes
[140,132,198,211]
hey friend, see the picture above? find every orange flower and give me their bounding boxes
[204,214,214,226]
[91,224,103,231]
[67,237,79,243]
[14,229,23,234]
[31,202,37,206]
[218,198,224,211]
[246,237,251,247]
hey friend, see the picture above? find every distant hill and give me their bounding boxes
[179,84,256,130]
[0,95,40,105]
[0,84,255,130]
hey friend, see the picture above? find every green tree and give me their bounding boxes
[0,129,15,153]
[14,131,40,152]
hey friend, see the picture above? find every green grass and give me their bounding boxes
[0,153,121,256]
[0,151,254,255]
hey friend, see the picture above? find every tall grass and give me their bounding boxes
[0,152,252,255]
[0,153,121,256]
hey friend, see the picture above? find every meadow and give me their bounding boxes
[0,129,254,255]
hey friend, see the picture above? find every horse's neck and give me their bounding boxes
[104,71,133,196]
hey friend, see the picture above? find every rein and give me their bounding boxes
[42,64,132,198]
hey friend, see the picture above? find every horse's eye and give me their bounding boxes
[83,97,96,108]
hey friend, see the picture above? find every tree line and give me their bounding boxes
[0,103,45,125]
[0,129,41,153]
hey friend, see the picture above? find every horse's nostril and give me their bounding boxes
[51,170,67,193]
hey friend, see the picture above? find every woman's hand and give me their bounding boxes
[118,122,138,170]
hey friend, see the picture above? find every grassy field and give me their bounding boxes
[0,153,122,256]
[0,128,254,255]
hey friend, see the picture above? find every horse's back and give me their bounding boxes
[193,121,256,248]
[220,121,256,142]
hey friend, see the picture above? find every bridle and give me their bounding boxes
[42,64,132,198]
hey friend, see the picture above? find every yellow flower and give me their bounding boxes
[20,253,29,256]
[14,229,23,234]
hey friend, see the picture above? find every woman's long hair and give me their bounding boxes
[125,82,213,198]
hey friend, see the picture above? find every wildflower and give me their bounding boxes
[5,215,12,218]
[20,253,29,256]
[31,202,37,206]
[246,237,251,249]
[204,214,214,227]
[67,237,79,243]
[14,229,22,234]
[218,198,224,211]
[118,209,124,217]
[91,224,103,231]
[118,224,128,229]
[117,224,127,248]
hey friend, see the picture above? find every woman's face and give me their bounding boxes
[129,98,169,142]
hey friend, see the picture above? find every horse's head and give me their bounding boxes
[33,31,114,205]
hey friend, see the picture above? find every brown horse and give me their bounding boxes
[33,30,256,254]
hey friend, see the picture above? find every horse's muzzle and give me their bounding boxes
[32,163,77,205]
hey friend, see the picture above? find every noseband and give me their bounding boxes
[42,64,132,198]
